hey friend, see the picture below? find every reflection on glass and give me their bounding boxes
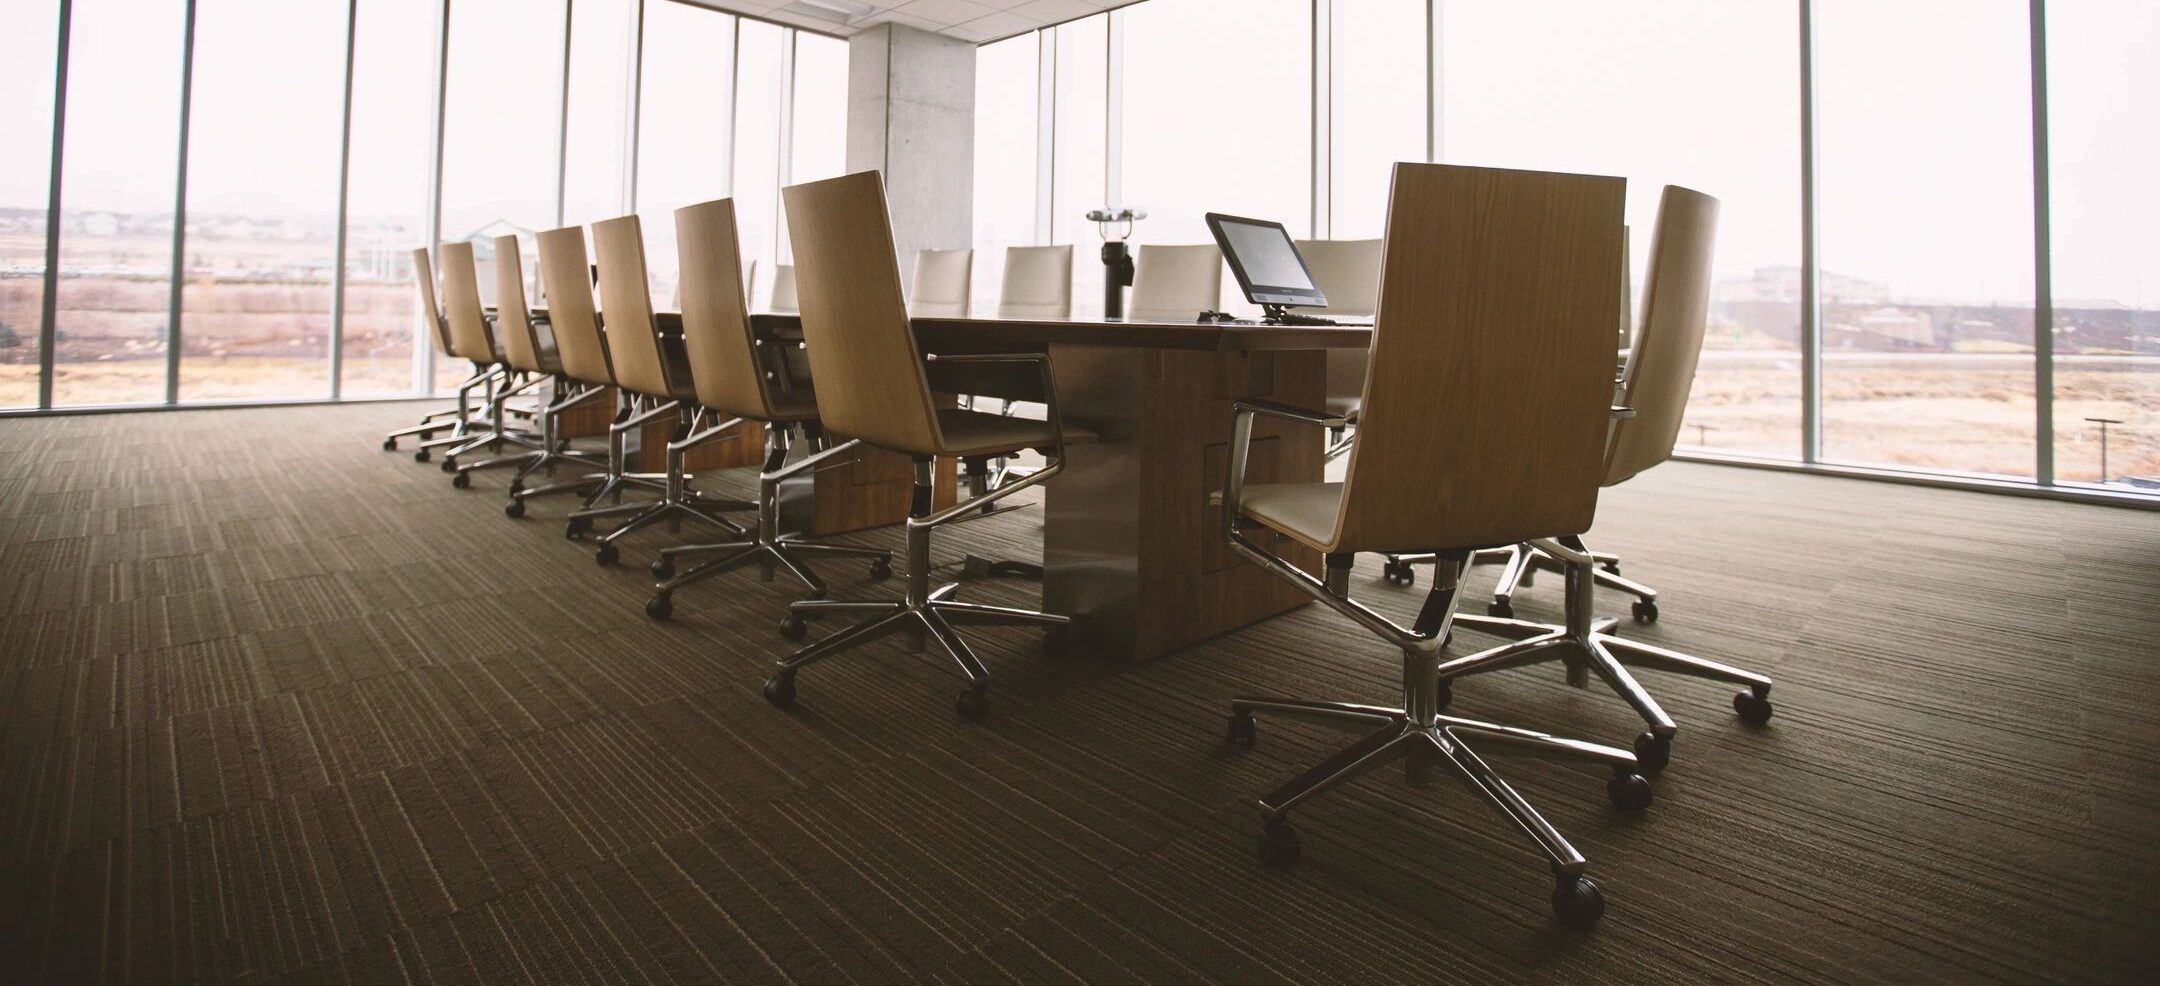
[637,2,735,302]
[1051,15,1106,317]
[562,0,637,227]
[972,34,1039,315]
[1330,0,1422,239]
[52,0,187,406]
[2047,0,2160,489]
[179,0,344,401]
[0,2,59,407]
[343,0,440,398]
[1816,0,2035,478]
[1444,0,1802,460]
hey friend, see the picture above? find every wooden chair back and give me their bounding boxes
[534,226,614,385]
[590,215,679,399]
[1331,163,1628,553]
[998,244,1072,319]
[409,247,453,356]
[909,248,973,317]
[1129,243,1222,321]
[780,172,943,455]
[1605,185,1719,487]
[674,198,773,420]
[491,235,545,373]
[437,240,496,363]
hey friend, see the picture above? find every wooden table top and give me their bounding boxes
[513,306,1370,352]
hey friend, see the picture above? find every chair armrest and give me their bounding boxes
[1220,400,1342,544]
[1610,405,1636,420]
[924,352,1063,448]
[1231,398,1348,429]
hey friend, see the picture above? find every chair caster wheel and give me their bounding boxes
[503,500,525,519]
[868,557,892,582]
[778,613,808,641]
[645,593,672,621]
[451,472,470,489]
[594,543,618,567]
[1227,712,1256,748]
[1632,599,1659,623]
[1258,819,1300,867]
[383,438,397,451]
[1551,876,1605,927]
[955,687,990,721]
[507,482,524,497]
[651,557,675,580]
[1601,561,1621,575]
[1733,688,1773,725]
[1487,599,1514,619]
[414,449,431,463]
[419,431,435,442]
[440,457,458,474]
[1435,678,1453,711]
[564,517,590,540]
[1607,771,1652,811]
[1381,559,1415,586]
[1633,731,1671,773]
[762,672,796,708]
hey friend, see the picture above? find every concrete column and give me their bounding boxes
[847,23,974,272]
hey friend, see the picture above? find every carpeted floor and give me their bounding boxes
[1,402,2155,984]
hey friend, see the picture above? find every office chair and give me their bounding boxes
[643,197,893,620]
[1220,163,1648,927]
[447,235,611,503]
[1430,186,1774,773]
[768,263,799,313]
[382,247,489,456]
[562,215,752,566]
[909,248,973,317]
[766,170,1070,721]
[430,241,544,475]
[1294,237,1382,461]
[1127,243,1222,321]
[998,244,1073,320]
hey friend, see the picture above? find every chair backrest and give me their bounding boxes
[535,225,614,385]
[909,248,973,317]
[1294,239,1383,317]
[491,235,546,373]
[590,214,680,399]
[769,263,799,313]
[437,240,497,363]
[674,198,774,420]
[1604,185,1719,488]
[409,247,453,356]
[1330,163,1627,553]
[1129,243,1222,321]
[781,171,943,455]
[998,244,1073,319]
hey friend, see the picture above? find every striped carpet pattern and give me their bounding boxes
[0,402,2155,984]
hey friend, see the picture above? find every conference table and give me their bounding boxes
[749,311,1372,662]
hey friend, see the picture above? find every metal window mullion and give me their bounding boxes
[166,0,199,405]
[628,0,646,212]
[2029,0,2054,485]
[1103,13,1122,212]
[1034,28,1054,245]
[330,0,357,400]
[1426,0,1440,163]
[1311,0,1330,239]
[36,0,72,410]
[775,29,795,261]
[724,15,741,196]
[423,0,450,394]
[555,0,574,228]
[1798,0,1821,463]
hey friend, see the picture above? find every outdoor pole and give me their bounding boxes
[2086,417,2122,483]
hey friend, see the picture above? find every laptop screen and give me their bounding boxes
[1205,213,1328,308]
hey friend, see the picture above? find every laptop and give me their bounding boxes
[1202,212,1370,326]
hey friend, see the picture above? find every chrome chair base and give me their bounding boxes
[559,399,750,565]
[1441,539,1773,772]
[1385,536,1660,622]
[645,429,893,618]
[764,453,1068,721]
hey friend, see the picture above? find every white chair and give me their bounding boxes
[998,245,1073,319]
[768,263,798,313]
[909,248,973,317]
[1295,238,1383,455]
[1128,243,1222,321]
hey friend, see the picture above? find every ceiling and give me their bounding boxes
[689,0,1144,45]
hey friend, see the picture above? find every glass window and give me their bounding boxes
[562,0,638,227]
[728,20,787,311]
[1121,0,1309,314]
[1443,0,1802,460]
[2047,0,2159,490]
[1330,0,1424,239]
[0,2,59,408]
[636,1,735,301]
[1815,0,2035,478]
[1050,14,1107,317]
[781,30,848,293]
[52,0,188,406]
[342,0,441,399]
[972,33,1039,316]
[178,0,346,401]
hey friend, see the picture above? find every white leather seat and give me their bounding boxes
[1296,239,1383,421]
[1238,482,1343,550]
[1128,243,1222,321]
[910,248,972,317]
[768,263,798,313]
[999,244,1073,319]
